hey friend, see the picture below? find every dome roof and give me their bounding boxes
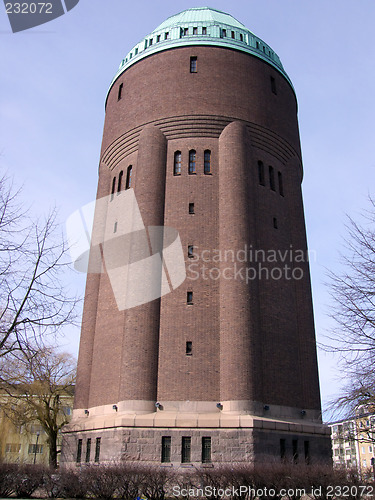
[108,7,292,95]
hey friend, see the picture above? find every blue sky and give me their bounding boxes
[1,0,375,419]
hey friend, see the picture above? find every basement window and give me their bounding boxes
[161,436,171,463]
[202,437,211,463]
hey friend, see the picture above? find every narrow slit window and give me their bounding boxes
[189,203,195,214]
[188,245,194,259]
[183,28,188,36]
[111,177,116,201]
[85,438,91,463]
[222,29,226,37]
[126,165,132,189]
[187,291,193,304]
[269,165,275,191]
[135,48,138,55]
[189,150,196,174]
[114,222,118,233]
[174,151,182,175]
[182,437,191,463]
[293,439,298,464]
[240,33,243,41]
[304,440,310,465]
[149,38,153,46]
[118,83,123,101]
[256,41,260,49]
[258,161,265,186]
[193,27,197,35]
[186,341,192,355]
[76,439,82,464]
[273,217,278,229]
[278,171,284,196]
[165,32,169,40]
[204,150,211,174]
[202,27,207,35]
[271,76,277,95]
[117,170,123,193]
[231,31,235,39]
[202,437,211,463]
[190,56,197,73]
[157,35,160,42]
[161,436,171,463]
[94,438,101,463]
[280,439,286,461]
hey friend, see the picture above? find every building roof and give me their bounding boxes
[108,7,293,96]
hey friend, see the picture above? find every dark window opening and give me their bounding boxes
[190,56,197,73]
[187,291,193,304]
[202,437,211,463]
[263,46,266,53]
[174,151,182,175]
[118,83,123,101]
[135,48,138,55]
[183,28,188,36]
[202,27,207,35]
[293,439,299,464]
[85,438,91,463]
[189,203,195,214]
[111,177,116,201]
[126,165,132,189]
[304,441,310,465]
[280,439,286,461]
[144,40,148,49]
[117,170,123,193]
[278,171,284,196]
[269,165,275,191]
[240,34,243,41]
[256,41,260,49]
[114,222,118,233]
[271,76,277,95]
[149,39,153,46]
[186,341,192,355]
[189,150,196,174]
[222,29,226,37]
[161,436,171,463]
[273,217,278,229]
[258,161,265,186]
[188,245,194,259]
[76,439,82,463]
[165,32,169,40]
[204,150,211,174]
[94,438,101,463]
[193,27,197,35]
[231,31,235,39]
[157,35,161,42]
[182,437,191,463]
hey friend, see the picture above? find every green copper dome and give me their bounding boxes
[108,7,293,93]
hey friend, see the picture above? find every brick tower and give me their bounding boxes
[63,7,331,465]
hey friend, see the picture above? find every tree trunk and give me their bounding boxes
[48,431,58,469]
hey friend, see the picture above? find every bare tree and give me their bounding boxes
[0,346,76,468]
[325,196,375,417]
[0,173,78,364]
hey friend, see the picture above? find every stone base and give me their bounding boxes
[61,410,332,466]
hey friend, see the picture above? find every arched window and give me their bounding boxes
[111,177,116,201]
[174,151,182,175]
[125,165,132,190]
[117,170,123,193]
[189,150,196,174]
[258,161,265,186]
[204,150,211,174]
